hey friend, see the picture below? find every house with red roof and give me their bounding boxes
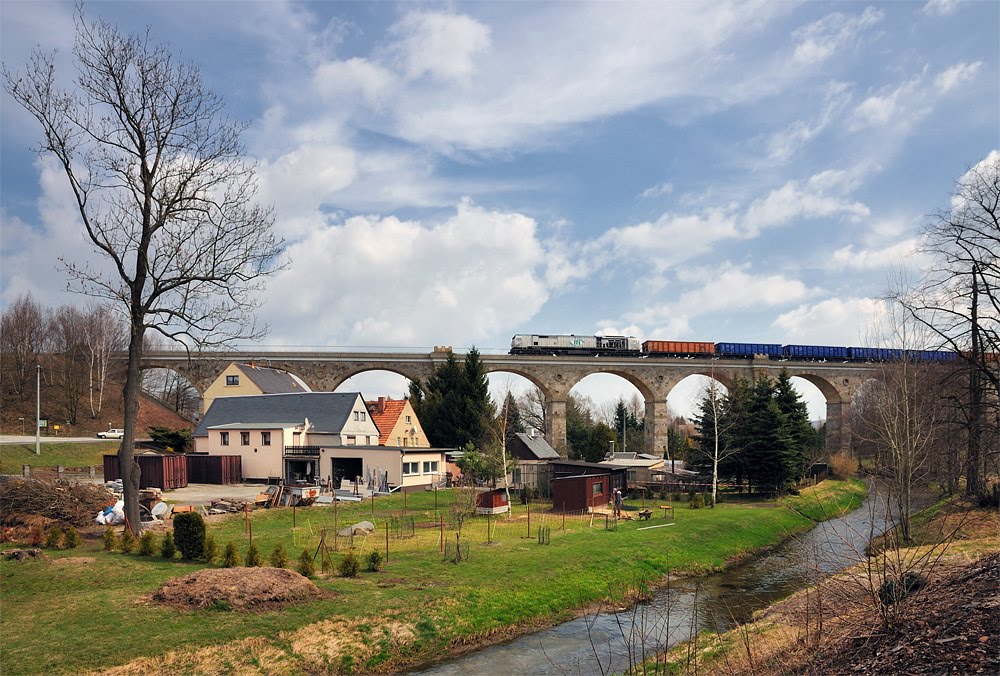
[365,397,430,448]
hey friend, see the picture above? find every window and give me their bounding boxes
[240,431,250,446]
[346,436,356,446]
[220,432,229,446]
[512,468,522,485]
[405,415,411,423]
[592,482,603,496]
[422,461,438,474]
[403,462,419,475]
[402,437,408,447]
[353,410,367,422]
[360,411,366,421]
[226,375,239,386]
[261,431,271,446]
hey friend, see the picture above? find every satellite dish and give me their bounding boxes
[151,502,169,518]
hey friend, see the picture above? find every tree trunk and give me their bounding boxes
[118,320,145,534]
[967,270,983,496]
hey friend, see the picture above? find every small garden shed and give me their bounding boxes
[552,473,610,512]
[475,488,510,515]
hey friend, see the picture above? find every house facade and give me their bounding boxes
[365,397,430,447]
[506,431,559,494]
[201,362,310,414]
[599,452,666,484]
[194,392,378,482]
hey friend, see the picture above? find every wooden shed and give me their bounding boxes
[185,454,242,484]
[549,460,627,493]
[103,453,188,490]
[475,488,510,515]
[552,473,610,512]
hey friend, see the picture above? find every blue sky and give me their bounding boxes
[2,0,998,420]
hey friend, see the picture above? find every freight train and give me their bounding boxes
[509,334,959,363]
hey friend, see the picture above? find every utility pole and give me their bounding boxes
[35,364,41,455]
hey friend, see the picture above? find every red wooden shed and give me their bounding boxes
[103,452,188,490]
[475,488,510,514]
[552,473,610,512]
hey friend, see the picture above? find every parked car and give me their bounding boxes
[97,428,125,439]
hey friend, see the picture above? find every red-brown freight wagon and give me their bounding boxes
[103,452,188,490]
[185,454,242,485]
[642,340,715,356]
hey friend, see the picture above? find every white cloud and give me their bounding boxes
[766,82,852,161]
[742,174,870,234]
[934,61,982,93]
[312,58,397,107]
[261,199,552,347]
[922,0,962,17]
[829,238,926,271]
[638,182,674,200]
[674,264,816,314]
[387,11,492,82]
[791,6,884,66]
[772,297,888,345]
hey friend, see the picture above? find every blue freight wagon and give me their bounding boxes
[782,344,849,360]
[847,347,904,362]
[715,342,783,358]
[906,349,959,362]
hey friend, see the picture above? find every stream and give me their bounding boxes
[415,486,908,675]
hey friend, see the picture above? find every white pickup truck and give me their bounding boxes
[97,428,125,439]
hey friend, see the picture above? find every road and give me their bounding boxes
[0,435,116,445]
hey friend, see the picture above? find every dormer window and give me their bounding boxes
[226,375,239,386]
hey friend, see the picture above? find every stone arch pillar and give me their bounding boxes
[825,399,852,456]
[545,399,568,457]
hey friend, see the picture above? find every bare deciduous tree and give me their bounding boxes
[898,154,1000,496]
[0,294,50,397]
[5,10,284,532]
[82,304,126,419]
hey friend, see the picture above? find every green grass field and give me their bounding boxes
[0,479,865,674]
[0,441,118,474]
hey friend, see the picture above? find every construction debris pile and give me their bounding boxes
[0,478,114,527]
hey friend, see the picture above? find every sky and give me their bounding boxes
[1,0,998,422]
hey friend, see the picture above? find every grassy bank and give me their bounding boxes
[0,441,118,474]
[0,479,864,674]
[646,493,999,675]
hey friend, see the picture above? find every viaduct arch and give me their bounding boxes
[143,349,878,457]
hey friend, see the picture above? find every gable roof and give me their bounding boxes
[232,363,310,395]
[194,392,362,437]
[510,432,560,460]
[365,398,408,446]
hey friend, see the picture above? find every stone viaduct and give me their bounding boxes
[142,348,880,457]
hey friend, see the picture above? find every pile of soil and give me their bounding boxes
[152,567,323,612]
[810,552,999,675]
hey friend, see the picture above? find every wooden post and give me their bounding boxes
[439,515,444,553]
[527,501,531,538]
[487,513,492,544]
[385,521,389,563]
[244,503,249,534]
[434,485,438,510]
[403,487,407,512]
[293,502,297,528]
[249,520,253,546]
[371,491,374,517]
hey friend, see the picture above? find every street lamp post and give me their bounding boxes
[35,364,41,455]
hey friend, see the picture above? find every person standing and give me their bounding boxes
[613,489,623,518]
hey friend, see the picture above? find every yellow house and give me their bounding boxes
[202,362,309,414]
[365,397,430,448]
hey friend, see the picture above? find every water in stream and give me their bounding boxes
[416,487,902,675]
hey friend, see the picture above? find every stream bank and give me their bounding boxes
[414,483,893,675]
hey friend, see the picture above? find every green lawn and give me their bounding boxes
[0,441,118,474]
[0,479,865,674]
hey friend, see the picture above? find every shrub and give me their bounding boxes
[338,551,360,577]
[29,525,44,547]
[120,528,137,553]
[367,550,383,572]
[828,452,857,480]
[977,483,1000,508]
[270,543,288,569]
[297,548,315,577]
[245,542,262,567]
[172,512,206,561]
[690,493,704,509]
[204,535,219,564]
[878,571,925,606]
[44,526,63,550]
[160,531,176,559]
[138,531,157,556]
[672,492,682,503]
[221,542,242,568]
[102,527,117,551]
[63,526,80,549]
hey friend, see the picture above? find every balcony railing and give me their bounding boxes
[284,446,321,457]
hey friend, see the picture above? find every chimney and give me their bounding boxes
[377,396,386,413]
